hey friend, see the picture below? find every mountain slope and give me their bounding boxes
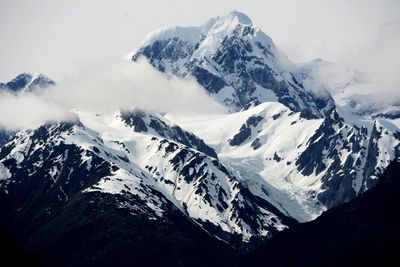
[3,102,396,258]
[167,102,399,218]
[0,109,297,253]
[243,158,400,267]
[2,119,397,267]
[127,10,335,118]
[0,122,237,266]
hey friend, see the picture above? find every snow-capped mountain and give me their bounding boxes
[1,11,400,266]
[0,110,296,249]
[126,9,399,214]
[167,102,399,214]
[0,120,239,267]
[0,72,55,93]
[127,10,335,119]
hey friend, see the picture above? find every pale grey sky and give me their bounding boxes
[1,0,399,81]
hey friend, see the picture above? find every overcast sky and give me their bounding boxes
[1,0,399,81]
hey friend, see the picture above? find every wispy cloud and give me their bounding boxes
[0,60,226,130]
[0,91,72,130]
[306,22,400,104]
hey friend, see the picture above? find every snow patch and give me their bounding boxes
[0,162,11,180]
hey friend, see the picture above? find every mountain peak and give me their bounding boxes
[0,72,55,93]
[219,10,253,26]
[200,10,253,37]
[135,10,254,48]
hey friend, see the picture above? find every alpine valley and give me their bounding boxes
[1,11,399,267]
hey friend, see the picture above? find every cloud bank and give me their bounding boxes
[306,22,400,104]
[0,92,72,130]
[0,60,226,130]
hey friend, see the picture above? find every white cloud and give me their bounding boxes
[305,22,400,106]
[0,60,226,130]
[0,92,73,130]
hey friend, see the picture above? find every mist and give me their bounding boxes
[0,60,226,131]
[306,22,400,105]
[0,92,73,130]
